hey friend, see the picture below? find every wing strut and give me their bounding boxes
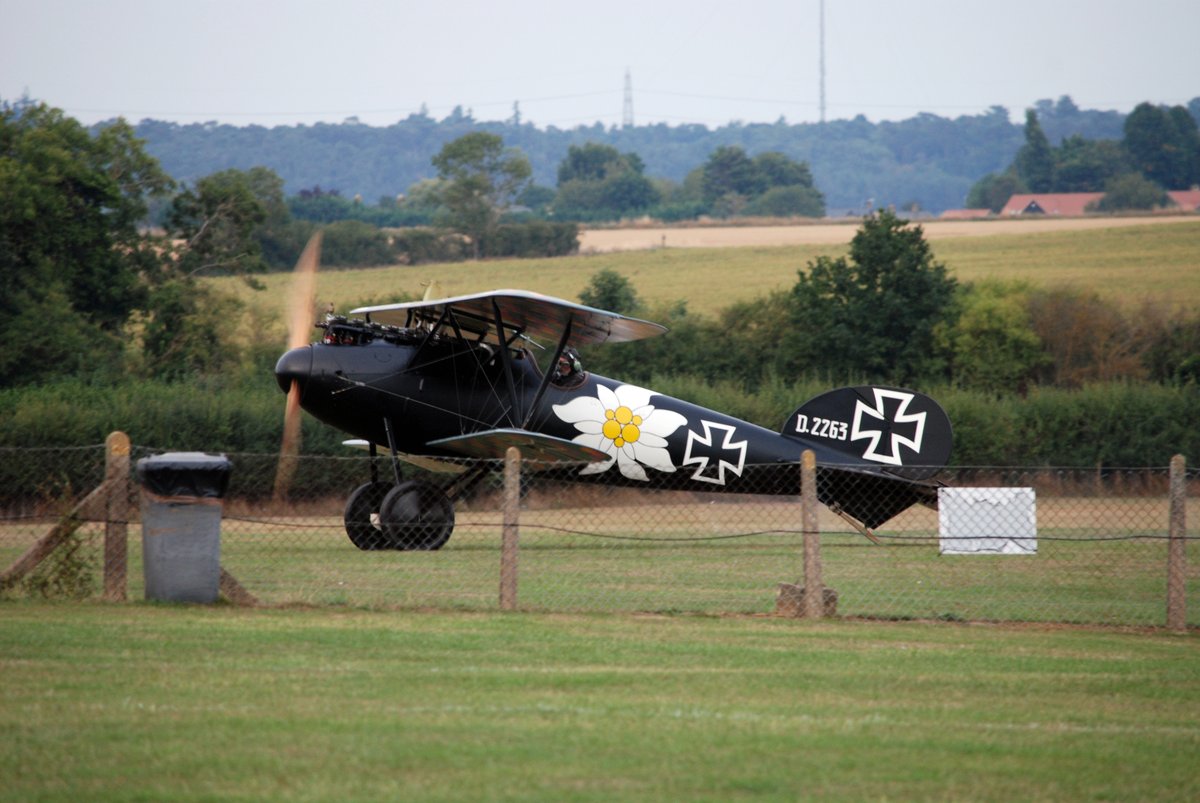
[522,317,573,430]
[492,300,521,428]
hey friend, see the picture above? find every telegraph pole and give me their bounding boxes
[819,0,826,124]
[623,68,634,128]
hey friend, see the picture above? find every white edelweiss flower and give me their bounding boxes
[552,383,687,481]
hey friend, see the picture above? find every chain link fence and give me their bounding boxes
[1,440,1194,629]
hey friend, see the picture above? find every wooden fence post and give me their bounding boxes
[1167,454,1187,632]
[801,450,824,619]
[103,432,131,602]
[776,450,836,617]
[499,447,521,611]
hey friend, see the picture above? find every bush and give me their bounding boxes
[745,185,825,218]
[391,228,469,265]
[482,222,579,258]
[320,220,394,267]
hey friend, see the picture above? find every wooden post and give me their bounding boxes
[1167,454,1187,632]
[103,432,131,602]
[802,449,824,619]
[499,447,521,611]
[2,439,120,591]
[219,567,259,607]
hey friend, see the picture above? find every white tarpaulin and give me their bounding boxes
[938,487,1037,555]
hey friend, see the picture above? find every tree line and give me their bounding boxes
[123,96,1199,215]
[968,101,1200,212]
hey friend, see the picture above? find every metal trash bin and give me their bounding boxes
[137,452,232,603]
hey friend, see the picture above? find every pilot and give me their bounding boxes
[553,348,584,387]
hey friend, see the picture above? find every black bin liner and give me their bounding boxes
[137,452,232,499]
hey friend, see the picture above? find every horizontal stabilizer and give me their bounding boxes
[427,429,610,464]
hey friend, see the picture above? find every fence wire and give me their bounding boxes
[1,444,1194,628]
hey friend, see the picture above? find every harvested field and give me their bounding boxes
[578,214,1199,252]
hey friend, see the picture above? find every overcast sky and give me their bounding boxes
[3,0,1197,129]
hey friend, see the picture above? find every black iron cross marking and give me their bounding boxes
[683,421,747,485]
[850,389,927,466]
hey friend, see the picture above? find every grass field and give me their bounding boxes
[3,486,1191,627]
[1,603,1196,800]
[216,217,1200,342]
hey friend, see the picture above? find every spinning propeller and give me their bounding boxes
[272,230,322,499]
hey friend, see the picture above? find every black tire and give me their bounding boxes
[343,482,393,550]
[380,481,455,551]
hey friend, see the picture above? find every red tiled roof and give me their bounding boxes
[1167,190,1200,211]
[1000,193,1104,216]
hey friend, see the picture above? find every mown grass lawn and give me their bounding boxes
[2,603,1196,801]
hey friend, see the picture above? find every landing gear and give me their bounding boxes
[343,480,455,551]
[381,481,455,551]
[343,481,392,550]
[342,429,489,551]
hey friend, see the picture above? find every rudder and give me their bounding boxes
[782,385,953,480]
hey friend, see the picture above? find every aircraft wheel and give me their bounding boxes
[380,480,455,551]
[343,482,393,550]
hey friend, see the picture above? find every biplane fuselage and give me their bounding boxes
[275,290,953,549]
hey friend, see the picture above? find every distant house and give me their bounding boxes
[1166,190,1200,212]
[939,208,993,220]
[999,189,1200,216]
[1000,193,1104,216]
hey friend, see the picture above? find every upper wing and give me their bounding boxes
[350,289,666,348]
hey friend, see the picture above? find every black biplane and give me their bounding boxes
[275,281,954,551]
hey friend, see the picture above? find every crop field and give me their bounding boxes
[215,216,1200,341]
[2,603,1197,800]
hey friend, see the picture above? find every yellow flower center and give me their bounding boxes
[603,406,642,448]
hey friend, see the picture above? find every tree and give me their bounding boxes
[578,269,638,315]
[557,143,625,184]
[700,146,765,207]
[1122,102,1200,189]
[1123,103,1181,188]
[166,167,286,276]
[940,281,1046,395]
[752,152,815,189]
[432,132,531,258]
[1054,136,1127,192]
[1027,289,1146,386]
[965,171,1025,212]
[1166,105,1200,187]
[1093,173,1169,212]
[745,185,825,217]
[553,143,659,219]
[1015,109,1055,193]
[783,211,958,384]
[746,152,824,217]
[0,102,173,384]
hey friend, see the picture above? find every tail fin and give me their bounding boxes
[782,385,953,480]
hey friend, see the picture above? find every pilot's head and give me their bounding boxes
[557,348,582,376]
